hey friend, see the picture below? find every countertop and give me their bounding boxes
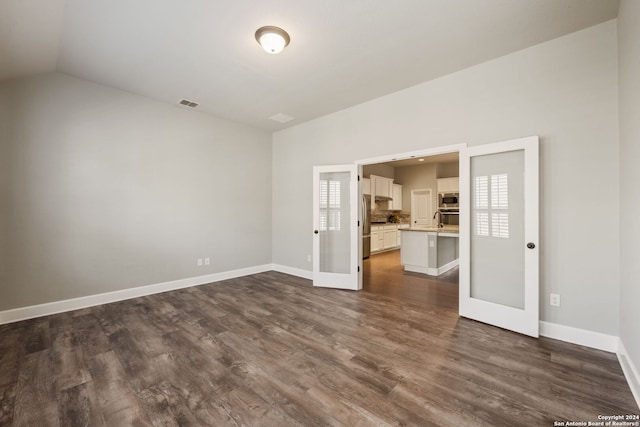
[401,225,459,236]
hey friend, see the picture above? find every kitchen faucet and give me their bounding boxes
[432,210,444,228]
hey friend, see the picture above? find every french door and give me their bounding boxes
[459,136,539,337]
[312,164,361,290]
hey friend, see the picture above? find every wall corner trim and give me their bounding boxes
[271,264,313,280]
[618,339,640,410]
[0,264,273,325]
[539,321,618,352]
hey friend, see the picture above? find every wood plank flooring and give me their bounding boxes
[363,249,458,309]
[0,264,638,425]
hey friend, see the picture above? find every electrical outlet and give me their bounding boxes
[550,293,561,307]
[204,257,210,265]
[307,255,311,262]
[197,258,203,267]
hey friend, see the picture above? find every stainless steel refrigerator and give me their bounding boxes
[362,194,371,259]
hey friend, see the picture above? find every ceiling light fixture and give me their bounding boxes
[418,158,425,162]
[255,26,290,54]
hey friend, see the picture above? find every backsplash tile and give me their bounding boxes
[371,210,411,224]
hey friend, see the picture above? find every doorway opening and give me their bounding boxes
[314,137,538,336]
[357,146,462,310]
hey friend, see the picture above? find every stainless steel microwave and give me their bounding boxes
[439,193,459,207]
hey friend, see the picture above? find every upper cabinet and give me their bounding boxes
[437,177,459,193]
[391,184,403,210]
[371,175,393,198]
[368,174,402,210]
[362,177,371,195]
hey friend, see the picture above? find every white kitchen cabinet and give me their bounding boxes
[383,228,397,249]
[370,224,410,253]
[391,184,403,210]
[383,225,398,249]
[371,233,380,252]
[437,177,459,193]
[371,175,393,198]
[371,226,382,252]
[362,178,371,195]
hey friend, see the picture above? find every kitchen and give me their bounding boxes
[362,153,460,301]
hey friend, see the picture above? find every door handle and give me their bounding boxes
[314,230,319,234]
[527,242,535,249]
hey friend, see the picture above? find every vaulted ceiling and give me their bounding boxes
[0,0,620,131]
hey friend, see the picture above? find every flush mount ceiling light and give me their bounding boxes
[255,26,290,54]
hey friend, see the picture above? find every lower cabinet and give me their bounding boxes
[371,231,381,252]
[383,228,397,249]
[370,224,407,253]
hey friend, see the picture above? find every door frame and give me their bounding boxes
[354,140,540,339]
[355,144,467,167]
[356,143,466,273]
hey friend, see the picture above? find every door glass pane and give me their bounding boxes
[470,150,525,309]
[319,171,351,274]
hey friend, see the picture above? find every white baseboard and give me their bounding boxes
[0,264,273,325]
[1,264,638,409]
[618,339,640,410]
[436,258,459,276]
[539,321,619,352]
[406,264,429,274]
[540,323,638,408]
[271,264,313,280]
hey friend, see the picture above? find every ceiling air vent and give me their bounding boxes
[178,99,199,108]
[269,113,294,123]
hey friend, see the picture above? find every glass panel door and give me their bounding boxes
[470,150,525,309]
[459,136,539,337]
[313,165,360,290]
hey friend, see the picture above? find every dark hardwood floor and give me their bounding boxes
[363,249,458,309]
[0,263,637,426]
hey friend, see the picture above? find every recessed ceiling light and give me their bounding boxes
[269,113,295,123]
[418,158,425,162]
[255,26,290,54]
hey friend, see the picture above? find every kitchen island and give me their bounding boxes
[400,226,459,276]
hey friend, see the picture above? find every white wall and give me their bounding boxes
[363,164,394,179]
[394,164,437,216]
[273,21,620,335]
[437,161,459,179]
[0,72,272,310]
[618,0,640,377]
